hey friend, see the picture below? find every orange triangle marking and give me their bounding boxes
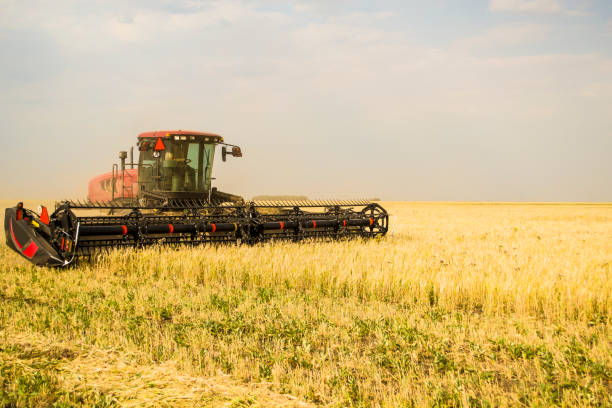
[154,137,166,151]
[40,206,49,225]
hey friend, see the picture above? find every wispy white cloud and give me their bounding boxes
[490,0,562,13]
[489,0,589,15]
[451,23,550,52]
[106,1,281,43]
[0,0,289,48]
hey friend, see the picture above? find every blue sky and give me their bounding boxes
[1,0,611,201]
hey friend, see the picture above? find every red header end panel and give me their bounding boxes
[4,207,64,267]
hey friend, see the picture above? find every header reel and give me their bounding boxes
[5,200,388,267]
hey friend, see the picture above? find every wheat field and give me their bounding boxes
[0,201,610,407]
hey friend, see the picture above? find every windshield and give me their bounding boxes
[138,139,215,193]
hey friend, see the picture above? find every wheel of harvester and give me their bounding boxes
[360,203,389,236]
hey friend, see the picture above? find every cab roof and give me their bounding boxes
[138,130,223,140]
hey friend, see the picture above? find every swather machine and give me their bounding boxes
[5,130,388,267]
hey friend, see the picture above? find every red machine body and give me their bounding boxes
[88,169,138,202]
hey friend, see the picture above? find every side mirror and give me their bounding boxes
[222,146,242,162]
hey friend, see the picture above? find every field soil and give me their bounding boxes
[1,201,610,407]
